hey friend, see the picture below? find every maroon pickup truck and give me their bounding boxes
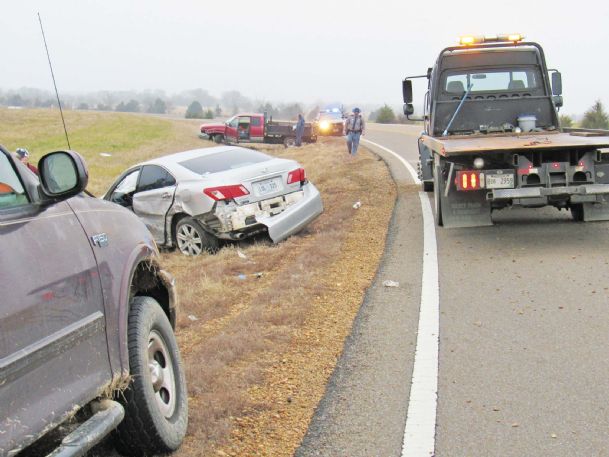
[0,145,188,456]
[200,112,317,147]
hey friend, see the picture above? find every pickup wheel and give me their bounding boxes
[213,134,224,144]
[571,203,584,221]
[114,297,188,456]
[176,217,219,255]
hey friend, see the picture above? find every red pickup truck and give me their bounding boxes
[200,113,317,147]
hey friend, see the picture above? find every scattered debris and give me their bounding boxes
[254,272,263,279]
[551,433,557,439]
[99,152,112,157]
[353,201,362,209]
[511,423,519,428]
[237,250,248,259]
[237,274,247,280]
[383,280,399,288]
[188,315,199,321]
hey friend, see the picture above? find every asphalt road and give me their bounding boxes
[297,124,609,456]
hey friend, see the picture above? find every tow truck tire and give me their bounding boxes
[114,297,188,456]
[434,166,443,226]
[176,217,219,255]
[213,134,224,144]
[571,204,584,221]
[283,137,296,148]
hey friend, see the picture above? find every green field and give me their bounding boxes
[0,108,205,195]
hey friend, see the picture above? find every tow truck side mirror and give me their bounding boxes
[551,71,562,96]
[404,104,414,116]
[403,79,413,104]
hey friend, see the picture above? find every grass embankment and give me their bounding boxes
[1,109,396,456]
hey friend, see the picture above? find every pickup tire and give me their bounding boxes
[571,203,584,221]
[213,134,224,144]
[176,217,219,255]
[114,297,188,456]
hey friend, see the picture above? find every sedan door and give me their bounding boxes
[132,165,177,245]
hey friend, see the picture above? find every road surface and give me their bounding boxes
[297,123,609,457]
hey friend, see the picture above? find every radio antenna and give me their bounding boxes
[37,12,71,149]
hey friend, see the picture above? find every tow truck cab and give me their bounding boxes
[403,34,609,227]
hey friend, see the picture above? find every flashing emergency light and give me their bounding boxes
[459,33,524,46]
[319,121,330,130]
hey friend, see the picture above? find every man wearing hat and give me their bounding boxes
[344,107,365,156]
[16,148,38,175]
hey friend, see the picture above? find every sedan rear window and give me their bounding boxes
[179,149,271,174]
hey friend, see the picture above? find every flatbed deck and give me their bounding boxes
[421,131,609,157]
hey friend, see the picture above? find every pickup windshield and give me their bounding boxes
[444,67,541,94]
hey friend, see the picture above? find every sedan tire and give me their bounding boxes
[176,217,219,255]
[114,297,188,456]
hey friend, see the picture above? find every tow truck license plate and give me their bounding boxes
[485,173,514,189]
[253,177,283,196]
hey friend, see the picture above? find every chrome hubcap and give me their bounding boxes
[177,223,203,256]
[148,330,176,418]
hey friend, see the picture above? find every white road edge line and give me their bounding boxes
[361,139,421,184]
[363,138,439,457]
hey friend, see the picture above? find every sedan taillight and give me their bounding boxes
[287,168,306,185]
[203,185,249,201]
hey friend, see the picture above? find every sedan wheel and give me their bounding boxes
[175,217,219,255]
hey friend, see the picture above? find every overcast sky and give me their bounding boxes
[2,0,608,115]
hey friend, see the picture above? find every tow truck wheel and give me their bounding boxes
[114,297,188,456]
[571,204,584,221]
[434,166,443,226]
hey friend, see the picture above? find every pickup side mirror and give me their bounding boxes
[551,71,562,96]
[404,103,414,116]
[38,151,88,200]
[403,79,413,104]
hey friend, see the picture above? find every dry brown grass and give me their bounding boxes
[169,139,396,456]
[2,109,395,456]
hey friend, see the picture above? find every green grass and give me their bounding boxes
[0,108,206,195]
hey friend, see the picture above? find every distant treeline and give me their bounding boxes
[0,88,319,120]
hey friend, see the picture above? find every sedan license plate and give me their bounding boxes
[253,177,283,196]
[485,173,514,189]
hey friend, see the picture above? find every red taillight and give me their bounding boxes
[203,184,249,201]
[287,168,306,184]
[456,170,482,191]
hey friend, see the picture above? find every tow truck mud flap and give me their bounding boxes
[437,176,492,228]
[582,196,609,221]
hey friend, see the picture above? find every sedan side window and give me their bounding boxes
[0,153,29,209]
[110,169,140,207]
[137,165,176,192]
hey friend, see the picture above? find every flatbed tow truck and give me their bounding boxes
[403,34,609,227]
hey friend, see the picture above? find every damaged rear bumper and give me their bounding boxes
[257,183,323,242]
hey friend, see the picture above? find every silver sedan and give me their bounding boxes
[103,146,323,255]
